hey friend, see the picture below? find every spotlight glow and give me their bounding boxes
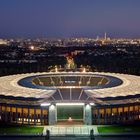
[41,103,50,106]
[55,67,58,72]
[56,103,84,106]
[90,103,95,106]
[83,68,86,73]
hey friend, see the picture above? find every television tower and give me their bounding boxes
[104,32,107,40]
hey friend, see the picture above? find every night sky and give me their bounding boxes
[0,0,140,38]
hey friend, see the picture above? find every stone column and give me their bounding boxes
[117,107,119,124]
[110,107,113,124]
[49,104,57,125]
[16,107,18,124]
[84,104,92,125]
[41,109,43,125]
[10,106,12,122]
[122,106,125,122]
[104,108,107,124]
[34,108,36,125]
[28,108,30,125]
[133,105,135,120]
[0,105,2,121]
[97,108,100,124]
[5,106,7,123]
[22,107,24,124]
[128,106,130,121]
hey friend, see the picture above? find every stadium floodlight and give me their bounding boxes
[56,103,84,106]
[40,103,51,106]
[55,67,58,72]
[82,67,86,73]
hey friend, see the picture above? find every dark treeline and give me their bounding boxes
[0,44,140,76]
[75,52,140,76]
[0,54,140,76]
[0,56,66,76]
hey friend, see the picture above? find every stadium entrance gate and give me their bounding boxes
[57,104,84,125]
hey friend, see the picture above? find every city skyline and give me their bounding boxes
[0,0,140,38]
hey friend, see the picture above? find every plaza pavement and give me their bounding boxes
[43,125,99,136]
[43,125,140,137]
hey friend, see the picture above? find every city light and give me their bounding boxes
[30,45,35,50]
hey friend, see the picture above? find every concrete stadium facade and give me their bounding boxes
[0,71,140,125]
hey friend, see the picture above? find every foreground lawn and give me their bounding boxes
[98,125,140,133]
[0,125,43,134]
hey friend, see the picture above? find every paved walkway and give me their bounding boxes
[43,125,98,136]
[43,125,140,136]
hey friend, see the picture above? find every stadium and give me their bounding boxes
[0,56,140,126]
[0,70,140,125]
